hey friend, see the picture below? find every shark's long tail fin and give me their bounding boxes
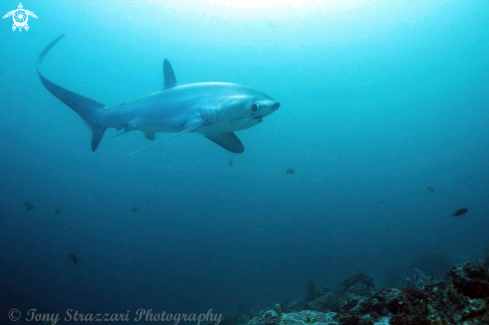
[37,34,107,151]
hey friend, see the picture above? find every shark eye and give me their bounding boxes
[251,103,259,112]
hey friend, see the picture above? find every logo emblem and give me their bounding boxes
[3,3,37,32]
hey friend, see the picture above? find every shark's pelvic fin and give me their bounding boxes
[130,123,203,156]
[144,132,155,140]
[205,132,244,153]
[110,120,138,139]
[163,59,177,88]
[37,34,107,152]
[110,129,130,139]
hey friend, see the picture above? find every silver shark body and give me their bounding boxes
[37,35,280,154]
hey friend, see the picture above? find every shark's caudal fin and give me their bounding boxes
[37,34,107,152]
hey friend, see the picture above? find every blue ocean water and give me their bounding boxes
[1,1,488,323]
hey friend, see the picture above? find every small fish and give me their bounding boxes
[131,207,140,213]
[285,168,295,175]
[66,252,78,264]
[24,200,35,210]
[451,208,469,218]
[229,159,233,166]
[426,186,435,192]
[54,208,63,215]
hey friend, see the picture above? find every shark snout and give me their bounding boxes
[271,102,280,111]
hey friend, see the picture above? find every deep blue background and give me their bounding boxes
[1,1,488,323]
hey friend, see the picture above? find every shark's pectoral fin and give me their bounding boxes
[205,132,244,153]
[130,122,203,156]
[144,132,155,141]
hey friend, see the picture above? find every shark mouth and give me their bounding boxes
[252,115,264,120]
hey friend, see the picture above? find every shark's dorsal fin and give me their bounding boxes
[163,59,177,88]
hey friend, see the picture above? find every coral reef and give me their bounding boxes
[275,304,283,317]
[308,287,338,312]
[448,263,489,298]
[248,310,338,325]
[400,268,442,291]
[229,261,489,325]
[484,248,489,268]
[342,273,375,290]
